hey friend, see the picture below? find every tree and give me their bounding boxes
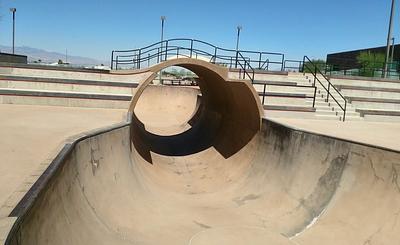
[356,51,385,77]
[302,59,326,74]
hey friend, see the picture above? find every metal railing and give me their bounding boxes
[302,56,347,121]
[111,38,285,71]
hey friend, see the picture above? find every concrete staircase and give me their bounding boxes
[0,73,138,109]
[330,76,400,122]
[244,71,363,121]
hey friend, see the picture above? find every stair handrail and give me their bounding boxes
[302,56,347,121]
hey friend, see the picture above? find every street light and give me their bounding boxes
[236,25,242,52]
[235,25,242,68]
[161,16,166,43]
[384,0,396,78]
[10,8,16,54]
[390,37,395,63]
[159,16,166,84]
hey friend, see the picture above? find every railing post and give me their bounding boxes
[313,65,317,86]
[258,53,262,69]
[177,47,179,58]
[138,49,141,69]
[164,41,168,61]
[262,84,266,105]
[115,56,118,70]
[312,86,317,108]
[190,39,193,58]
[214,47,217,64]
[235,51,239,68]
[157,48,160,63]
[111,51,114,70]
[302,56,306,74]
[281,54,285,71]
[343,101,347,122]
[326,83,330,102]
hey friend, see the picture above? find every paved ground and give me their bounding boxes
[0,104,126,211]
[267,117,400,151]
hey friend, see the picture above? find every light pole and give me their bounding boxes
[236,25,242,52]
[10,8,16,54]
[235,25,242,68]
[159,16,166,84]
[384,0,396,78]
[161,16,166,44]
[390,37,395,63]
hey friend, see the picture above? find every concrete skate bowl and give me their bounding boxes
[5,60,400,245]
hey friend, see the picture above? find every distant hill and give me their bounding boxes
[0,45,106,66]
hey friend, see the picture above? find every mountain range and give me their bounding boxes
[0,45,106,66]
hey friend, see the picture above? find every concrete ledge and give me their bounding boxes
[229,68,288,76]
[330,75,400,83]
[264,105,316,112]
[0,89,132,101]
[0,75,138,88]
[258,92,311,98]
[0,63,109,74]
[337,85,400,93]
[356,109,400,117]
[253,80,297,86]
[347,96,400,104]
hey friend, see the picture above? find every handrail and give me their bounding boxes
[302,56,347,121]
[111,38,285,71]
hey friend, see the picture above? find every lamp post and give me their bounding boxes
[236,25,242,52]
[159,16,166,84]
[10,8,16,54]
[235,25,242,68]
[384,0,396,78]
[390,37,395,63]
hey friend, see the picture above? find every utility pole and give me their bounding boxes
[384,0,396,78]
[10,8,16,54]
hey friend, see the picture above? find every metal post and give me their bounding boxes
[159,16,166,84]
[214,47,217,64]
[235,26,242,68]
[312,87,317,108]
[111,51,114,70]
[384,0,396,78]
[390,37,395,63]
[326,83,330,102]
[262,84,266,105]
[190,39,193,58]
[343,101,347,122]
[10,8,16,54]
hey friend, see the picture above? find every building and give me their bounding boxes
[326,44,400,70]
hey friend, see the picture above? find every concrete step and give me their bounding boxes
[0,88,131,109]
[263,105,315,112]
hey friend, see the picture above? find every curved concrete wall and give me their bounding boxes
[5,119,400,245]
[126,58,263,160]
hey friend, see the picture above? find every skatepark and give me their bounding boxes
[0,31,400,245]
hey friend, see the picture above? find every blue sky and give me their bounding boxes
[0,0,398,62]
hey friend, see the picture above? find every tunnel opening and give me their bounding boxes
[129,59,262,163]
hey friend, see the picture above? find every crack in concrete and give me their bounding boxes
[391,163,400,193]
[363,226,383,245]
[367,155,384,182]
